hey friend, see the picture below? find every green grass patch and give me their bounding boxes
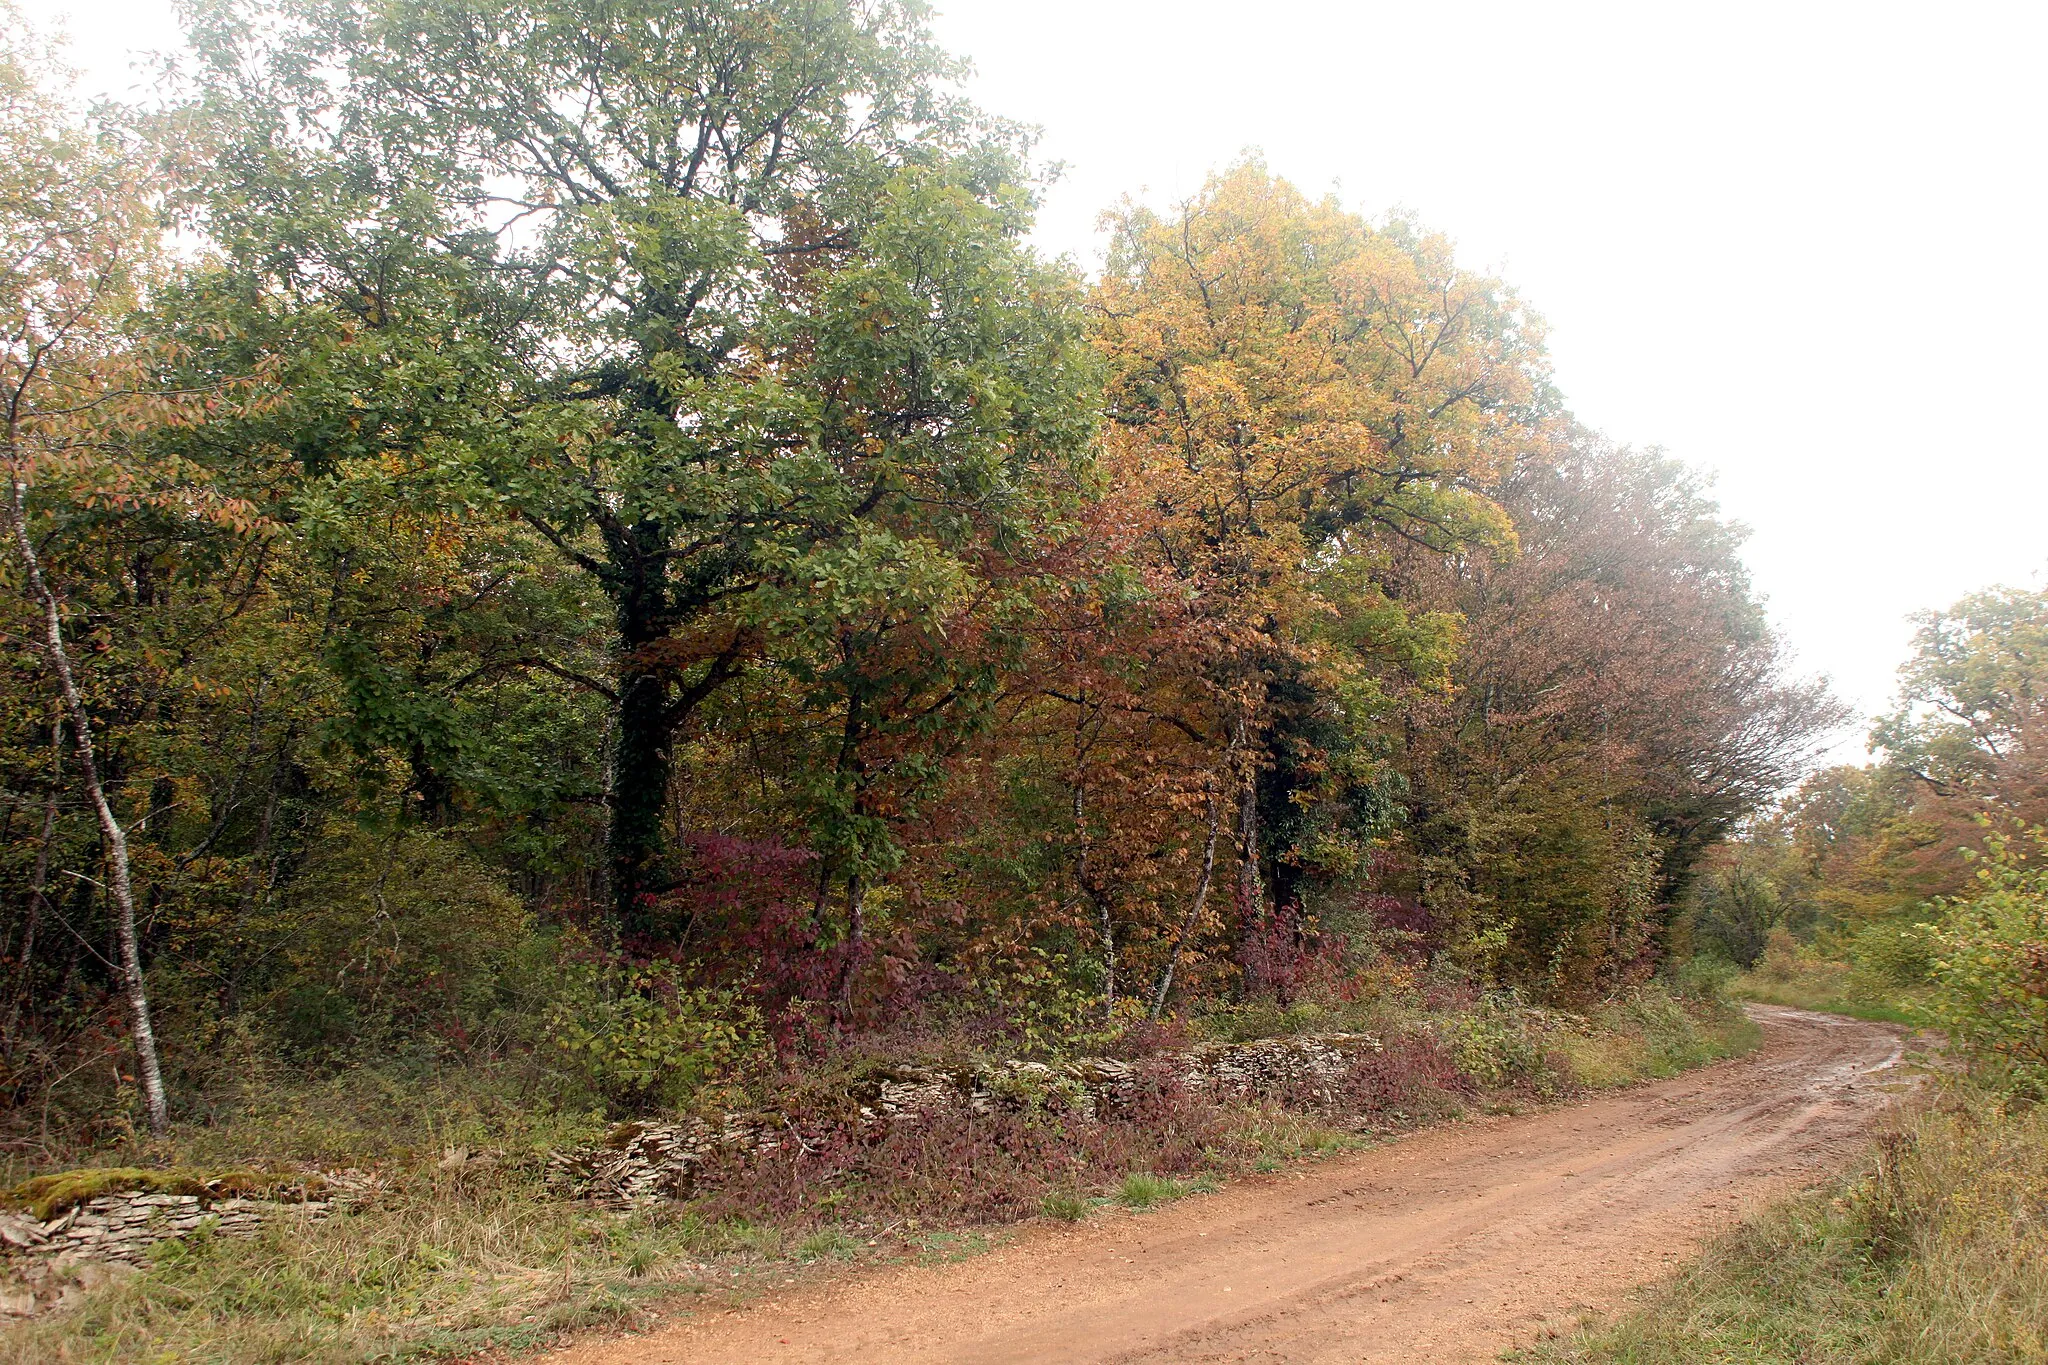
[1730,954,1930,1026]
[910,1228,991,1265]
[1116,1171,1217,1210]
[794,1226,857,1262]
[1724,930,1934,1027]
[1039,1190,1092,1222]
[1733,978,1926,1025]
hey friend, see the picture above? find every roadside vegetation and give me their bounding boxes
[3,975,1752,1363]
[1524,1088,2047,1365]
[1529,586,2048,1365]
[0,0,1848,1357]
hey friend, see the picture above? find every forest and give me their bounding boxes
[2,0,2042,1360]
[0,0,1851,1137]
[0,0,1840,1138]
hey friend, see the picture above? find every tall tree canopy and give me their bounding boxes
[0,0,1839,1134]
[178,0,1100,932]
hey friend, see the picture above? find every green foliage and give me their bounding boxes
[171,0,1104,930]
[0,0,1828,1164]
[259,828,535,1056]
[1689,865,1783,968]
[542,954,769,1112]
[1448,983,1755,1093]
[1196,997,1357,1044]
[1445,992,1564,1092]
[0,0,1821,1262]
[1929,833,2048,1093]
[1596,984,1747,1076]
[1876,587,2048,791]
[1420,775,1669,1003]
[1665,951,1737,1000]
[1843,919,1938,990]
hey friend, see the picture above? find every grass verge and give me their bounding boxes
[1517,1082,2048,1365]
[1730,956,1928,1026]
[1,982,1756,1363]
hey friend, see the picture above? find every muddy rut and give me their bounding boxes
[547,1005,1912,1365]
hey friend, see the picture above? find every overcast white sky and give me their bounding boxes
[44,0,2048,765]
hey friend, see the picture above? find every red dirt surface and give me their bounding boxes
[545,1005,1911,1364]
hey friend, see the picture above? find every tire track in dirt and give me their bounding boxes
[544,1005,1913,1365]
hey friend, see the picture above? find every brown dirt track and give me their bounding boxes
[547,1005,1913,1365]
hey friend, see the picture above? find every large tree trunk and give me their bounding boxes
[833,874,867,1024]
[1236,737,1264,923]
[6,472,169,1134]
[599,522,747,941]
[607,657,675,939]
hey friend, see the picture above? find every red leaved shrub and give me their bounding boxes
[1338,1032,1473,1121]
[695,1063,1228,1227]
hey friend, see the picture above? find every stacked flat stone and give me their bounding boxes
[548,1031,1384,1205]
[0,1169,380,1294]
[0,1212,47,1255]
[1180,1033,1384,1106]
[37,1192,286,1265]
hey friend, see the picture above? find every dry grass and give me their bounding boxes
[1520,1084,2048,1364]
[0,1167,753,1363]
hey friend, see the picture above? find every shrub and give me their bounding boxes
[1339,1032,1471,1119]
[1756,925,1804,982]
[260,827,534,1057]
[1930,835,2048,1094]
[542,951,769,1113]
[1690,867,1782,968]
[1666,950,1736,1000]
[693,1065,1231,1229]
[1845,920,1938,989]
[1196,998,1335,1043]
[1445,992,1563,1092]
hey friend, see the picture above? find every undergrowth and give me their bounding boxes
[0,980,1753,1364]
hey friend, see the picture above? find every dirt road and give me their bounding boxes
[550,1005,1911,1365]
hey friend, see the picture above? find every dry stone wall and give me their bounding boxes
[0,1172,380,1317]
[17,1191,284,1265]
[0,1031,1390,1311]
[547,1031,1384,1205]
[0,1195,300,1320]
